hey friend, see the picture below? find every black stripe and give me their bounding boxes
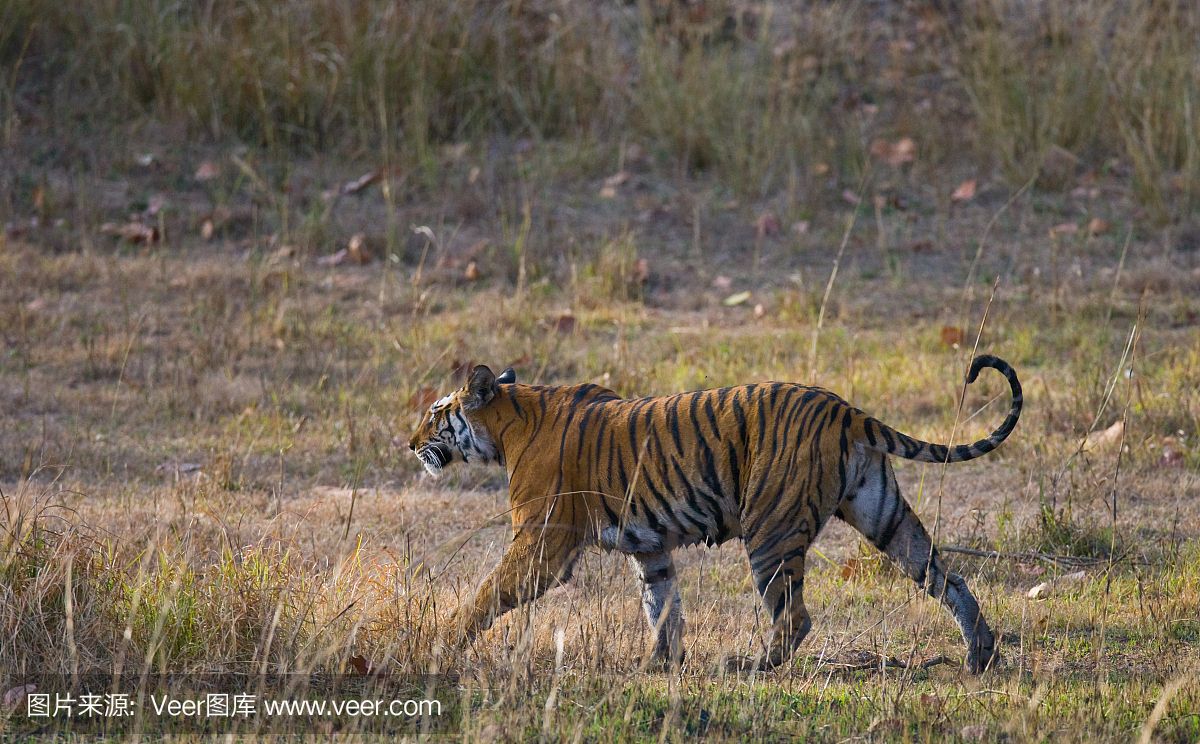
[731,392,748,445]
[874,502,901,550]
[879,425,896,453]
[507,388,526,423]
[703,395,721,440]
[667,396,684,454]
[643,563,674,583]
[599,494,620,526]
[772,575,804,620]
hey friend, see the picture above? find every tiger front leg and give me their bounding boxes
[627,552,684,666]
[445,529,579,650]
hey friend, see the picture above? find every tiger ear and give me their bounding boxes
[495,367,517,385]
[464,365,497,410]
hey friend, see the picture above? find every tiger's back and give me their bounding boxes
[515,383,854,553]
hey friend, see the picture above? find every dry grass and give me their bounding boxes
[953,0,1200,218]
[4,0,1198,212]
[1,223,1198,738]
[2,0,1200,740]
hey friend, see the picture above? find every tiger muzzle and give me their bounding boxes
[416,443,452,469]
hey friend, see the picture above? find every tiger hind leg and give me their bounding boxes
[839,454,999,673]
[627,552,684,665]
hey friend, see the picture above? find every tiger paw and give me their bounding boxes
[964,643,1003,672]
[965,634,1001,674]
[641,651,686,673]
[720,653,771,674]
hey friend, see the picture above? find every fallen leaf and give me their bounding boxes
[919,694,944,714]
[1161,438,1184,467]
[939,326,965,348]
[443,142,469,161]
[604,170,631,188]
[468,166,481,184]
[1049,222,1079,238]
[1083,420,1124,452]
[598,170,630,199]
[464,261,480,281]
[407,387,439,410]
[754,211,781,238]
[347,233,371,264]
[1017,561,1045,577]
[951,179,977,203]
[1086,217,1111,236]
[812,162,830,176]
[135,153,157,168]
[340,170,382,196]
[792,220,810,235]
[841,189,862,206]
[194,160,221,182]
[869,137,916,167]
[144,194,167,218]
[4,684,35,708]
[348,654,372,676]
[1028,570,1088,599]
[554,313,576,334]
[200,219,215,241]
[100,221,159,244]
[753,303,766,318]
[772,38,797,58]
[840,558,859,580]
[634,258,650,284]
[723,291,751,307]
[317,249,350,267]
[711,275,733,290]
[840,557,877,581]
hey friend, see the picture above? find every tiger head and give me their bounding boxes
[407,365,516,477]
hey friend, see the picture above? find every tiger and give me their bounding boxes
[408,355,1022,673]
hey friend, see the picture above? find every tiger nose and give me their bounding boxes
[408,443,415,451]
